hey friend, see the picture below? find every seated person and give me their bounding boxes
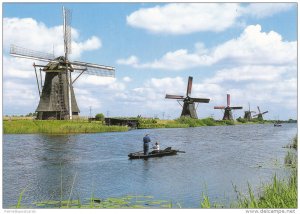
[152,142,160,152]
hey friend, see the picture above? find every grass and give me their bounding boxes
[3,120,128,134]
[137,116,267,129]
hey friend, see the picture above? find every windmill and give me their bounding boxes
[10,7,115,120]
[214,94,243,120]
[253,106,268,120]
[243,103,256,121]
[165,76,210,119]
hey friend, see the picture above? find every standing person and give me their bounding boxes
[143,134,151,155]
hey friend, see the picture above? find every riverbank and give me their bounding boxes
[3,117,295,134]
[137,117,273,129]
[3,120,128,134]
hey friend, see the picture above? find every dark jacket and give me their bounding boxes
[143,135,151,145]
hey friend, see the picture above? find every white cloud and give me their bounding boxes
[126,3,294,34]
[206,65,291,83]
[127,3,241,34]
[123,76,132,82]
[241,3,294,19]
[117,25,296,70]
[116,56,139,66]
[3,56,35,79]
[3,17,101,60]
[3,81,38,106]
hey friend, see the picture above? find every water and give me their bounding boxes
[3,124,297,208]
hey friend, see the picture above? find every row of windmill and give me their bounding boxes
[165,76,269,121]
[9,7,268,121]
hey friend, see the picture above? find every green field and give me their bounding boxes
[3,120,128,134]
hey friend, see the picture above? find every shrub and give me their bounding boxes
[95,113,105,121]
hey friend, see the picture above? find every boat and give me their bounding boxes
[274,121,282,127]
[128,147,183,159]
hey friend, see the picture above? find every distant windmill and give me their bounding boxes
[165,76,210,119]
[253,106,268,120]
[214,94,243,120]
[10,7,115,120]
[243,103,256,121]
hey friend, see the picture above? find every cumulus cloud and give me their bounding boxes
[117,25,296,70]
[127,3,240,34]
[126,3,294,34]
[241,3,295,19]
[3,17,101,59]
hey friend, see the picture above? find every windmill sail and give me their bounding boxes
[10,45,55,62]
[9,6,116,120]
[214,94,242,120]
[165,76,210,119]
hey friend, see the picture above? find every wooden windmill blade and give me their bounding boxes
[189,97,210,103]
[261,111,269,115]
[165,94,185,99]
[230,106,243,109]
[63,7,72,56]
[10,45,55,62]
[227,94,230,106]
[214,106,225,109]
[257,106,261,114]
[186,76,193,96]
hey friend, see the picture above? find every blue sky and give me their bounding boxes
[2,3,297,120]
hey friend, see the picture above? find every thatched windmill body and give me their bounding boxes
[165,76,210,119]
[214,94,243,120]
[243,103,256,121]
[253,106,268,120]
[10,7,115,120]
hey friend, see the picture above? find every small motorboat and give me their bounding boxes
[128,147,184,159]
[274,123,282,127]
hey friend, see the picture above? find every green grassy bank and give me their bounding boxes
[137,117,271,129]
[3,120,128,134]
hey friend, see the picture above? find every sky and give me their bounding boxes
[2,2,298,120]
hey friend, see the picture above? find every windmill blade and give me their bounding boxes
[71,61,115,77]
[165,94,185,99]
[214,106,225,109]
[10,45,54,62]
[230,106,243,109]
[227,94,230,106]
[63,6,72,56]
[257,106,261,114]
[186,76,193,96]
[261,111,269,115]
[252,114,258,117]
[189,97,210,103]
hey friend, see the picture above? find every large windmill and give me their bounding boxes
[253,106,268,120]
[10,7,115,120]
[243,103,256,121]
[214,94,243,120]
[165,76,210,119]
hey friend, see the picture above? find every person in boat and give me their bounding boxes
[143,134,151,155]
[152,142,160,152]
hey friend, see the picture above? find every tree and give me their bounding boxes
[95,113,105,122]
